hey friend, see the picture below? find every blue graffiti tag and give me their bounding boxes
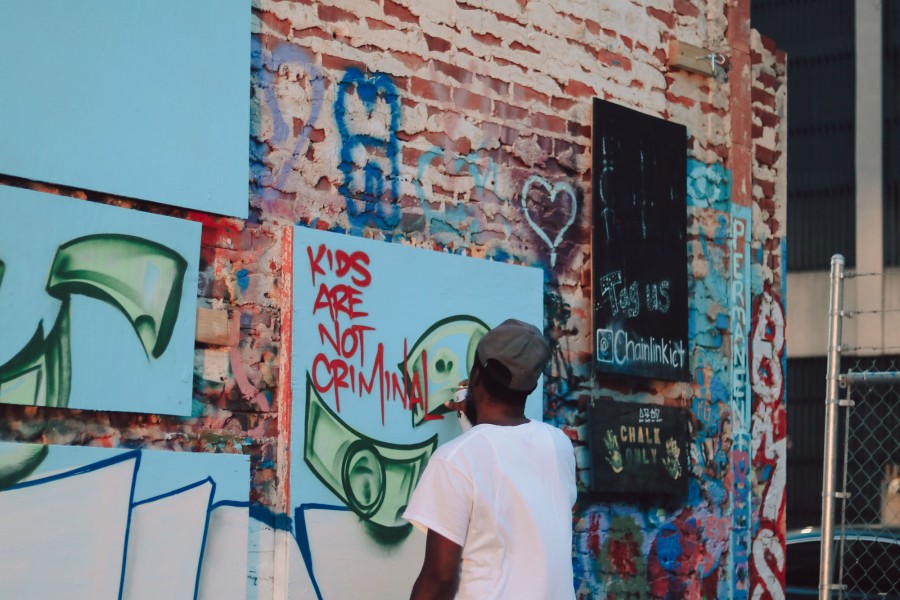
[334,68,401,232]
[251,37,325,191]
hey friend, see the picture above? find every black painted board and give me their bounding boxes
[592,99,689,381]
[588,400,690,498]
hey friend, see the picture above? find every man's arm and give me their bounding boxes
[409,529,463,600]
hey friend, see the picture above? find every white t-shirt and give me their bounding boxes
[403,420,577,600]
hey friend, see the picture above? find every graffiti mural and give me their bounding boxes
[575,160,743,598]
[750,289,787,600]
[0,441,249,599]
[0,187,200,415]
[730,204,752,599]
[291,226,544,598]
[334,69,402,233]
[521,175,579,268]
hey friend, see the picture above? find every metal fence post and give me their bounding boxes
[820,254,845,600]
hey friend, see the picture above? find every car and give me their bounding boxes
[786,526,900,598]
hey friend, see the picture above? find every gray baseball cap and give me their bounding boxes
[475,319,550,392]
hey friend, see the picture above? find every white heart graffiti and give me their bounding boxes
[520,175,578,267]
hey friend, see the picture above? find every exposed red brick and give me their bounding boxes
[456,89,492,113]
[598,48,632,70]
[476,74,510,96]
[432,60,472,84]
[257,10,291,37]
[757,71,777,90]
[494,100,529,122]
[492,56,525,73]
[322,53,363,73]
[318,4,357,23]
[513,84,550,106]
[568,122,591,138]
[394,51,425,70]
[530,112,568,134]
[674,0,699,18]
[425,33,452,53]
[411,76,451,101]
[446,135,472,155]
[666,91,696,109]
[757,179,776,199]
[646,7,675,28]
[752,123,763,140]
[759,34,777,53]
[509,40,539,54]
[564,79,596,98]
[402,146,424,166]
[757,109,778,129]
[292,26,331,41]
[754,145,780,167]
[472,31,503,47]
[366,17,395,31]
[499,126,518,146]
[620,35,634,50]
[751,87,776,110]
[552,96,577,112]
[385,0,419,25]
[584,19,601,36]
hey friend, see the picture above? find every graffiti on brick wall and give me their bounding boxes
[251,37,324,192]
[750,289,787,600]
[0,187,200,415]
[574,161,739,598]
[0,441,249,599]
[521,176,578,268]
[730,204,753,599]
[290,226,544,598]
[414,147,507,242]
[334,69,401,232]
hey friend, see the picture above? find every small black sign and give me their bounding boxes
[592,99,689,381]
[589,400,689,498]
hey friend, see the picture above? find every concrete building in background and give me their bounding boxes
[0,1,787,598]
[754,0,900,530]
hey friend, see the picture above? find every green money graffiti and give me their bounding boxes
[47,234,187,359]
[0,234,186,407]
[304,373,437,530]
[401,316,488,427]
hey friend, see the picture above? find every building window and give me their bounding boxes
[753,0,856,270]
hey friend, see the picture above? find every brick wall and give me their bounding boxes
[0,0,787,597]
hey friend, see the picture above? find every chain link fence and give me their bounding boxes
[834,359,900,598]
[820,256,900,599]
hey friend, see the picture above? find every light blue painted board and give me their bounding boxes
[0,0,249,217]
[0,186,200,415]
[290,227,544,596]
[0,441,251,599]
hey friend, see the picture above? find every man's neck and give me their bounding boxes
[477,410,529,427]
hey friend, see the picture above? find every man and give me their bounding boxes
[403,319,577,600]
